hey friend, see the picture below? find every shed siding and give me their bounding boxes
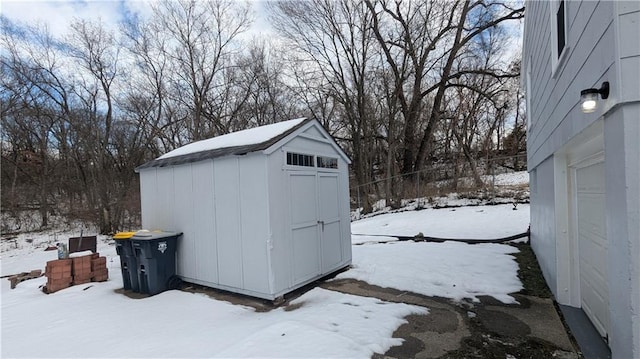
[526,1,616,169]
[156,167,175,230]
[139,170,157,230]
[338,158,352,269]
[190,160,218,284]
[303,126,325,138]
[173,164,196,278]
[213,157,243,288]
[238,154,271,294]
[266,150,292,294]
[286,137,338,156]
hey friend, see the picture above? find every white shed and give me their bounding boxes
[135,118,352,300]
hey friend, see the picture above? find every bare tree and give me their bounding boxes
[233,40,297,128]
[1,0,527,230]
[1,20,75,227]
[150,0,253,142]
[65,19,124,232]
[270,0,381,211]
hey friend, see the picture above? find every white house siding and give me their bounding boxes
[527,0,616,169]
[528,157,557,294]
[604,104,640,358]
[610,4,640,354]
[524,1,640,357]
[617,2,640,104]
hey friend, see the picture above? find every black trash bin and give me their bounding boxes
[130,231,182,295]
[113,232,139,291]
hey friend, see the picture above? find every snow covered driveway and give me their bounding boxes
[344,203,529,304]
[336,241,523,304]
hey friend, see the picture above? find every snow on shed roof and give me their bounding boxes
[135,118,310,171]
[159,118,307,160]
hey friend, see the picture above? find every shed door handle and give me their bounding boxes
[317,220,324,231]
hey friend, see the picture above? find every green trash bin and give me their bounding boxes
[131,230,182,295]
[113,231,139,291]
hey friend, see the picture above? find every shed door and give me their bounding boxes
[289,172,320,283]
[318,173,343,272]
[576,161,609,338]
[289,172,344,283]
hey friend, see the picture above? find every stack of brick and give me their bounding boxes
[44,252,109,294]
[92,255,108,282]
[72,254,93,285]
[44,259,73,293]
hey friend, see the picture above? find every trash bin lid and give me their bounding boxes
[133,230,154,238]
[113,231,137,240]
[132,230,181,241]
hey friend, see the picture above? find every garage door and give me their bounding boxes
[576,161,609,339]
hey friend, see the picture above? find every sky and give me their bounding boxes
[0,0,274,39]
[0,0,521,69]
[0,0,521,41]
[1,0,136,36]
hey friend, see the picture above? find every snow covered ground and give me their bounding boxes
[486,171,530,186]
[1,229,116,277]
[2,277,422,358]
[1,189,529,357]
[352,203,529,243]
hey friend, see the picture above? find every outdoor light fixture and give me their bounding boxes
[580,81,609,113]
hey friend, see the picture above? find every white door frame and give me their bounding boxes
[555,122,604,306]
[568,152,605,306]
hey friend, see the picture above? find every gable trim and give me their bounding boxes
[263,120,352,164]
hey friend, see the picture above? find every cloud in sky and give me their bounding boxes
[0,0,130,37]
[0,0,271,39]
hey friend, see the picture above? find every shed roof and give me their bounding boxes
[136,118,348,171]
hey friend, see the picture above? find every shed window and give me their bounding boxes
[287,152,315,167]
[317,156,338,169]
